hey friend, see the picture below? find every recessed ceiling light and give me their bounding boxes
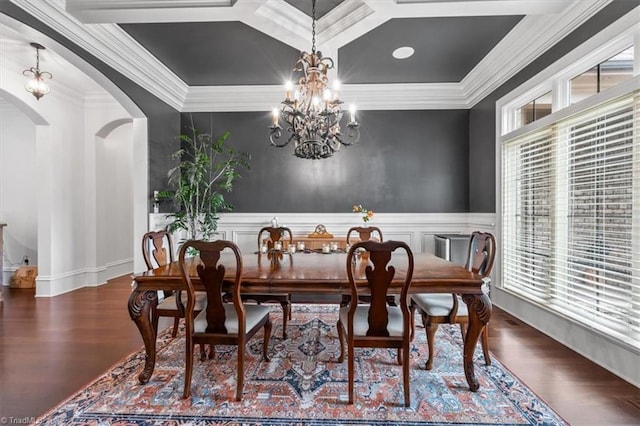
[392,46,414,60]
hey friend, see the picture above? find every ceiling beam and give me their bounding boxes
[390,0,570,16]
[65,0,573,24]
[65,0,240,24]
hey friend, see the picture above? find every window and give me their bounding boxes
[516,91,552,128]
[570,46,635,104]
[502,91,640,348]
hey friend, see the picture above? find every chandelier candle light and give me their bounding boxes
[269,0,360,159]
[23,42,52,100]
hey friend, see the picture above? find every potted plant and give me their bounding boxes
[165,118,250,242]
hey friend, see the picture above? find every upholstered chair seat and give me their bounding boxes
[194,304,272,335]
[411,294,467,318]
[339,305,405,337]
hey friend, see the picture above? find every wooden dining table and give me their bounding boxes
[128,251,491,392]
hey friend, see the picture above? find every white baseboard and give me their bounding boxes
[35,270,88,297]
[492,287,640,388]
[33,258,134,297]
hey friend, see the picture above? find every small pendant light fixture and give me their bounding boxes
[23,42,52,100]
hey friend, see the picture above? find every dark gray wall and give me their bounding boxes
[0,2,181,209]
[468,0,640,212]
[5,0,637,215]
[183,110,469,213]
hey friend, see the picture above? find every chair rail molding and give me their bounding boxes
[149,212,496,256]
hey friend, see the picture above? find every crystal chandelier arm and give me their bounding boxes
[269,123,289,148]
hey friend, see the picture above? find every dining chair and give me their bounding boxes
[337,240,414,407]
[179,239,272,400]
[142,230,207,337]
[344,226,395,306]
[409,231,496,370]
[243,226,293,338]
[346,226,384,245]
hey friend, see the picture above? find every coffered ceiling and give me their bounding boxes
[5,0,612,111]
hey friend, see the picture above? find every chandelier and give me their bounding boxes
[269,0,360,160]
[23,42,52,100]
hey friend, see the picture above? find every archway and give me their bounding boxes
[93,119,135,285]
[0,17,148,296]
[0,91,46,297]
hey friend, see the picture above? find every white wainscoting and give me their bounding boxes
[149,212,497,256]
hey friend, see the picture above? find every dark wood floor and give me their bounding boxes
[1,276,639,424]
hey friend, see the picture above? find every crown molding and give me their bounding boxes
[67,0,235,9]
[65,0,237,24]
[11,0,187,110]
[461,0,611,107]
[182,85,283,112]
[320,4,389,52]
[7,0,616,114]
[182,82,468,112]
[342,83,468,110]
[317,0,376,47]
[87,24,187,106]
[249,0,310,52]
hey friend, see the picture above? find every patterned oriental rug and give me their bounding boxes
[38,305,567,425]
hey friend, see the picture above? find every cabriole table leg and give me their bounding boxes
[461,293,492,391]
[128,289,158,384]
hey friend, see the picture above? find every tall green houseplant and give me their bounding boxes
[166,122,250,241]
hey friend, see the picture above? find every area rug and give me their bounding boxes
[38,305,567,425]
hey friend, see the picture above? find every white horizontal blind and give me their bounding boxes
[502,90,640,348]
[503,128,554,302]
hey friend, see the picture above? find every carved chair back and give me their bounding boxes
[142,230,175,270]
[342,239,414,407]
[258,226,293,250]
[179,239,244,336]
[142,230,175,299]
[465,231,496,278]
[443,232,497,322]
[346,240,414,337]
[346,226,383,245]
[178,239,272,401]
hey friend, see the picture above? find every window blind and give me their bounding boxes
[502,91,640,348]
